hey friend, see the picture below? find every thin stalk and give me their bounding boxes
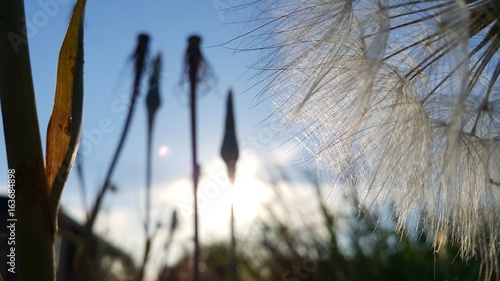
[220,89,239,281]
[190,77,201,281]
[165,210,178,258]
[77,34,149,281]
[230,204,237,281]
[136,237,152,281]
[185,35,204,281]
[144,54,161,235]
[135,112,154,281]
[220,89,240,281]
[75,153,88,216]
[86,34,150,232]
[146,109,153,227]
[158,210,178,281]
[137,53,162,281]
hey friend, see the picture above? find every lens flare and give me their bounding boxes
[158,145,169,157]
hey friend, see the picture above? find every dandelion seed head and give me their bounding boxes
[243,0,500,274]
[178,35,216,98]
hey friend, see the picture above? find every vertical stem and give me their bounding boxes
[86,71,139,231]
[75,155,88,216]
[139,53,161,281]
[0,1,55,280]
[86,34,149,233]
[190,81,200,281]
[136,111,154,281]
[146,111,154,234]
[136,237,151,281]
[230,204,237,281]
[79,34,148,281]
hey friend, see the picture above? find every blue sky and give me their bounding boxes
[0,1,273,205]
[17,0,272,186]
[0,0,319,274]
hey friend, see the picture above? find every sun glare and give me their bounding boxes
[193,155,273,235]
[158,145,169,157]
[232,168,271,221]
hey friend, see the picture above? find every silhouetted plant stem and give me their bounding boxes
[137,236,152,281]
[86,34,150,233]
[145,53,161,234]
[220,90,240,281]
[186,35,203,281]
[230,204,237,281]
[146,113,153,225]
[75,153,88,216]
[136,53,162,281]
[191,84,201,281]
[157,210,179,281]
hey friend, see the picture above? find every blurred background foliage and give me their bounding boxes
[156,171,484,281]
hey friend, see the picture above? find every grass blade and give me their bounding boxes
[46,0,86,216]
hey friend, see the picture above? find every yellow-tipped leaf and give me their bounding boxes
[46,0,86,205]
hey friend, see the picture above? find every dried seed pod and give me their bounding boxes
[220,90,239,184]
